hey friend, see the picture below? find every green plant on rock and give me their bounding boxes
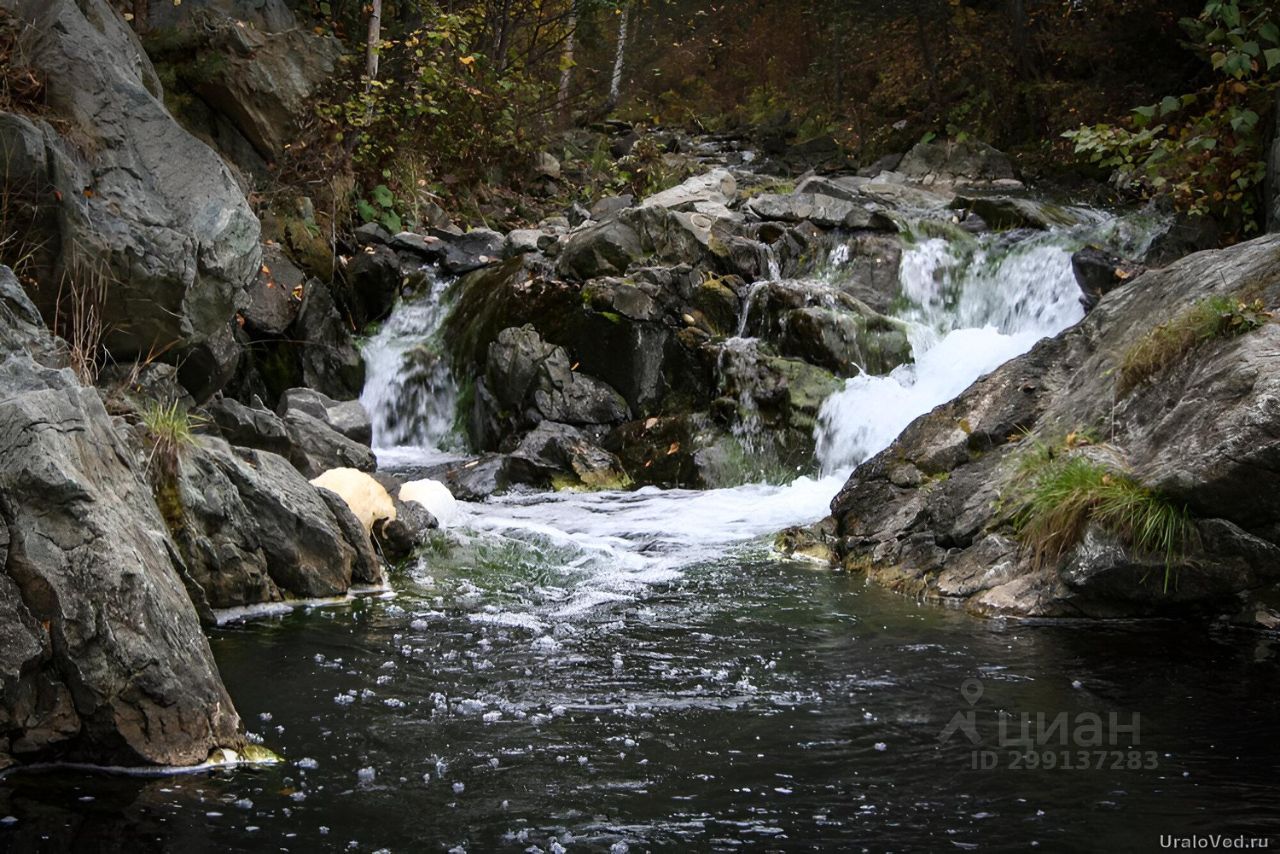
[1009,445,1194,592]
[141,400,201,530]
[1062,0,1280,235]
[1117,294,1271,397]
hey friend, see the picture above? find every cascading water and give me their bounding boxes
[355,212,1162,620]
[359,269,463,467]
[812,216,1160,474]
[45,208,1268,853]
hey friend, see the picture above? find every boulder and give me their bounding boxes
[589,195,634,221]
[747,192,893,230]
[640,169,737,210]
[204,394,375,477]
[741,280,913,377]
[278,387,373,445]
[473,325,629,448]
[191,17,343,165]
[344,244,401,326]
[0,276,242,766]
[294,279,365,400]
[1071,246,1146,310]
[506,421,631,491]
[830,233,1280,618]
[141,0,298,33]
[896,139,1019,187]
[197,445,372,599]
[557,204,732,281]
[280,409,377,478]
[7,0,262,399]
[242,244,302,336]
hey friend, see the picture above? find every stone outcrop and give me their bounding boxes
[0,267,242,767]
[829,234,1280,618]
[0,0,262,400]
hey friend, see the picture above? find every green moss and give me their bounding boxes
[1117,295,1271,397]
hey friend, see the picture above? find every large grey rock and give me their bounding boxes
[747,192,892,230]
[830,233,1280,618]
[280,409,377,478]
[192,18,343,164]
[640,169,736,210]
[295,279,365,400]
[202,444,366,598]
[473,325,629,449]
[557,204,731,280]
[278,387,373,445]
[741,280,913,377]
[173,435,383,610]
[241,244,302,336]
[5,0,262,399]
[896,139,1019,188]
[505,421,631,491]
[141,0,298,33]
[344,244,401,326]
[0,306,242,765]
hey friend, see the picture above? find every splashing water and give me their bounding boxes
[360,270,462,464]
[356,211,1162,618]
[813,222,1126,474]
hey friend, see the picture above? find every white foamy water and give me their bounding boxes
[360,269,461,462]
[813,228,1095,474]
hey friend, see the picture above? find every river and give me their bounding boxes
[3,211,1278,852]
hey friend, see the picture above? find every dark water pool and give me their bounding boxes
[2,552,1279,853]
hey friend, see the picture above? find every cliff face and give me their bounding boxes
[830,234,1280,620]
[0,268,243,769]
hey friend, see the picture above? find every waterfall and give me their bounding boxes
[359,269,461,463]
[812,220,1142,475]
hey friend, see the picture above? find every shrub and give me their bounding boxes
[1063,0,1280,236]
[1117,294,1271,397]
[1010,449,1194,591]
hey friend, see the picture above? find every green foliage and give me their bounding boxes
[1063,0,1280,234]
[1009,442,1195,591]
[1117,294,1271,397]
[315,5,554,214]
[356,183,402,233]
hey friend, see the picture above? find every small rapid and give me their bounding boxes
[358,211,1161,612]
[359,269,462,467]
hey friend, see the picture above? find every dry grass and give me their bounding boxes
[52,262,109,385]
[1117,295,1271,398]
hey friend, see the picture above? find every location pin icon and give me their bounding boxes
[960,678,983,706]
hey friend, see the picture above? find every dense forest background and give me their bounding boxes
[7,0,1280,237]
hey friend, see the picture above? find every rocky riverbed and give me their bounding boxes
[2,0,1280,790]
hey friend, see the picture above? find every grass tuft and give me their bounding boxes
[141,400,199,478]
[1117,295,1270,398]
[1010,449,1194,592]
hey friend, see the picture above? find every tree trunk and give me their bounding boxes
[365,0,382,84]
[606,2,631,111]
[558,5,577,120]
